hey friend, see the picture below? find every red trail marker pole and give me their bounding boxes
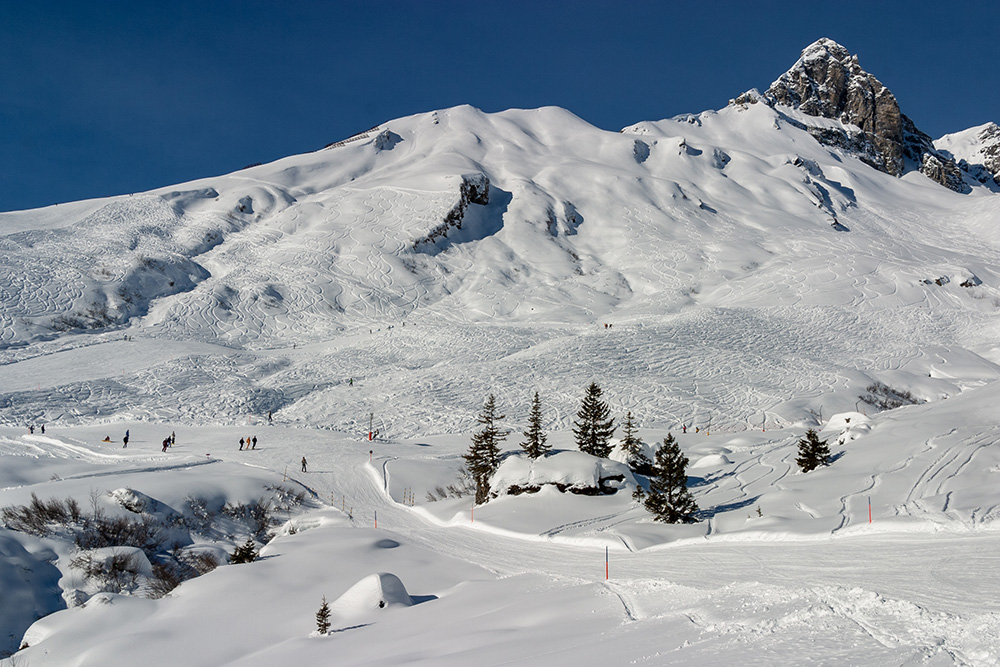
[868,497,872,524]
[374,510,377,529]
[605,546,609,580]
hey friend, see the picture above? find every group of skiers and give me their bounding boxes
[161,432,176,452]
[239,435,258,450]
[27,424,45,434]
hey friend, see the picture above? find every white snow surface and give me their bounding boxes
[1,92,1000,665]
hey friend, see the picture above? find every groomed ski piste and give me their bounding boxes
[3,41,1000,664]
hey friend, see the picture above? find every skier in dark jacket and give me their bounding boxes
[251,436,257,449]
[239,438,245,450]
[301,456,308,473]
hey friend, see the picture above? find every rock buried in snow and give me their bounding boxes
[330,573,413,618]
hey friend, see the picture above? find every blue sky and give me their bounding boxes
[2,1,997,212]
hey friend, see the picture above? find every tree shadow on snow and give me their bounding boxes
[697,495,761,520]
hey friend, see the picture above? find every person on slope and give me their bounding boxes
[239,437,245,450]
[301,456,308,473]
[251,436,257,449]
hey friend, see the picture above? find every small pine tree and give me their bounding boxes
[643,434,698,523]
[230,537,258,564]
[796,429,831,472]
[619,411,652,475]
[463,394,509,505]
[520,391,550,459]
[573,382,615,458]
[316,595,332,634]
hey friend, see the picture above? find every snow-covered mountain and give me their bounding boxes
[1,40,998,437]
[936,121,1000,187]
[2,38,1000,666]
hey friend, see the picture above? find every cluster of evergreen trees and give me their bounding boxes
[464,382,698,523]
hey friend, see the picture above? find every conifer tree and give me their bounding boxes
[316,595,331,634]
[573,382,615,458]
[643,433,698,523]
[520,391,550,459]
[230,536,258,564]
[463,394,509,505]
[796,428,831,472]
[620,411,652,475]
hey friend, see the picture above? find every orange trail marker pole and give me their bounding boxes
[605,546,609,580]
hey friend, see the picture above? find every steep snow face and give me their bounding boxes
[936,122,1000,187]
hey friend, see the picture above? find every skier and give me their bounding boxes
[171,431,175,446]
[123,434,129,448]
[301,456,308,473]
[251,436,257,449]
[268,411,272,424]
[161,438,169,453]
[349,378,353,387]
[682,424,687,434]
[239,437,245,450]
[29,425,34,434]
[41,424,45,434]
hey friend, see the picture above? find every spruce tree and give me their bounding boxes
[230,537,258,564]
[316,595,331,634]
[463,394,509,505]
[573,382,615,458]
[520,391,550,459]
[643,434,698,523]
[796,428,831,472]
[620,411,652,475]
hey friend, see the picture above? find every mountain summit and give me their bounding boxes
[762,38,967,191]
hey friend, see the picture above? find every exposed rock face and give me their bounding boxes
[412,173,490,249]
[981,123,1000,182]
[764,38,969,192]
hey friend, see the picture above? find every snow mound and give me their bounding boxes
[690,453,732,469]
[329,573,413,618]
[825,412,871,431]
[491,451,635,497]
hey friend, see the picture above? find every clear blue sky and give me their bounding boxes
[2,1,997,212]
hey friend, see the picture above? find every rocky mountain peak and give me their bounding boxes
[764,38,968,192]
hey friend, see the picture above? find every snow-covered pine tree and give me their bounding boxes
[643,433,698,523]
[795,428,831,472]
[620,411,652,475]
[573,382,615,458]
[463,394,509,505]
[520,391,550,459]
[316,595,331,634]
[230,536,258,564]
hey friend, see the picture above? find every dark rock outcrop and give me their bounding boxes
[763,38,969,192]
[412,173,490,249]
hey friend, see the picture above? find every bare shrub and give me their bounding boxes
[858,381,923,411]
[70,549,142,593]
[1,493,75,535]
[148,562,184,599]
[75,514,164,555]
[223,497,273,541]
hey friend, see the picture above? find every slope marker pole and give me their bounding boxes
[606,546,609,580]
[868,496,872,524]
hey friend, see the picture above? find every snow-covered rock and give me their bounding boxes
[491,451,636,497]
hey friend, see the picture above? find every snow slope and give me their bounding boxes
[1,40,1000,666]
